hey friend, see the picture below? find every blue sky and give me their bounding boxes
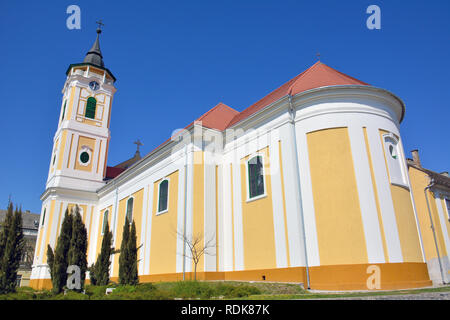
[0,0,448,213]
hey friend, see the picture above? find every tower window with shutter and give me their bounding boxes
[85,97,97,119]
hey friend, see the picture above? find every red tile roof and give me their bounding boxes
[196,102,240,131]
[106,62,370,181]
[105,166,126,179]
[227,62,369,127]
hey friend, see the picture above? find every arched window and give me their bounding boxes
[384,134,407,186]
[85,97,97,119]
[247,155,265,200]
[61,100,67,122]
[101,210,109,235]
[158,179,169,213]
[126,197,134,223]
[41,208,46,228]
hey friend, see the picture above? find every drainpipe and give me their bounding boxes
[424,179,447,284]
[288,95,311,290]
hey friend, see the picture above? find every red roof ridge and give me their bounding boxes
[195,102,239,131]
[286,61,322,95]
[196,102,238,122]
[227,62,369,127]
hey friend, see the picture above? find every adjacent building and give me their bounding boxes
[0,209,39,287]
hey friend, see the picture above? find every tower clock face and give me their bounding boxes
[89,81,100,91]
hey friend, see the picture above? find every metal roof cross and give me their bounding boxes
[134,139,143,153]
[96,20,105,30]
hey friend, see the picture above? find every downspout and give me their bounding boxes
[424,179,447,284]
[288,94,311,289]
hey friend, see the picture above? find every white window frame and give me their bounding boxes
[78,146,93,167]
[156,178,170,215]
[40,207,47,228]
[101,209,109,235]
[382,133,409,188]
[125,197,134,224]
[245,153,267,202]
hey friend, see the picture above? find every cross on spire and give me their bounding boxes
[316,52,321,62]
[134,139,143,153]
[96,20,105,33]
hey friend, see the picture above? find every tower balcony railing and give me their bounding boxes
[71,69,113,86]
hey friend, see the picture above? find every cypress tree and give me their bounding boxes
[68,206,88,291]
[128,220,139,285]
[93,220,113,285]
[118,217,130,285]
[47,245,54,279]
[88,263,97,286]
[0,202,13,266]
[0,204,24,294]
[51,209,72,294]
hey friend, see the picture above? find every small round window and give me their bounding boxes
[80,151,90,164]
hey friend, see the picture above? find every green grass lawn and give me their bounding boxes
[0,281,448,300]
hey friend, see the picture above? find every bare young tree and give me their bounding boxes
[177,230,216,281]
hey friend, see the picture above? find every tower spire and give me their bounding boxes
[83,21,105,67]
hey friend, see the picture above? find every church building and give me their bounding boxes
[30,28,449,291]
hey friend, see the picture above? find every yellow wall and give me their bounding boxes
[192,152,205,273]
[74,136,96,172]
[112,189,144,277]
[95,206,112,259]
[66,86,76,120]
[149,171,179,275]
[76,90,106,125]
[409,166,448,261]
[240,147,277,270]
[307,127,368,265]
[428,193,448,257]
[378,130,423,263]
[390,186,423,262]
[42,200,56,264]
[35,202,52,264]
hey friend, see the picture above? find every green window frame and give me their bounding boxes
[61,100,67,122]
[158,179,169,213]
[247,155,265,199]
[41,208,46,227]
[85,97,97,119]
[126,198,134,224]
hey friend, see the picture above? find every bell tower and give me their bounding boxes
[31,25,117,288]
[46,25,117,192]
